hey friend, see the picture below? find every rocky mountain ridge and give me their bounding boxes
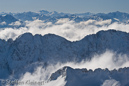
[0,30,129,79]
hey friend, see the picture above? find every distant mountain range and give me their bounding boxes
[0,10,129,28]
[12,10,129,22]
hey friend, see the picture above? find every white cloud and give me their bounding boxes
[80,19,96,25]
[0,19,129,42]
[56,18,70,24]
[114,18,119,21]
[0,21,6,25]
[102,79,120,86]
[54,50,129,70]
[32,17,37,20]
[95,19,112,25]
[9,21,21,26]
[18,65,66,86]
[26,19,52,28]
[127,20,129,23]
[0,27,28,40]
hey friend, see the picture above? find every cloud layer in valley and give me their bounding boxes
[0,19,129,41]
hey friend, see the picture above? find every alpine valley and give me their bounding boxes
[0,10,129,86]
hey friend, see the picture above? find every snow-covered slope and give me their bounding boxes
[88,11,129,23]
[0,30,129,80]
[39,10,70,17]
[50,66,129,86]
[0,14,24,28]
[13,11,51,21]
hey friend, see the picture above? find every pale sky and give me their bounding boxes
[0,0,129,13]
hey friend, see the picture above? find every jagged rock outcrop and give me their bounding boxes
[50,66,129,86]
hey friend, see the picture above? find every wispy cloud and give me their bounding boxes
[102,79,120,86]
[9,21,21,26]
[18,50,129,86]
